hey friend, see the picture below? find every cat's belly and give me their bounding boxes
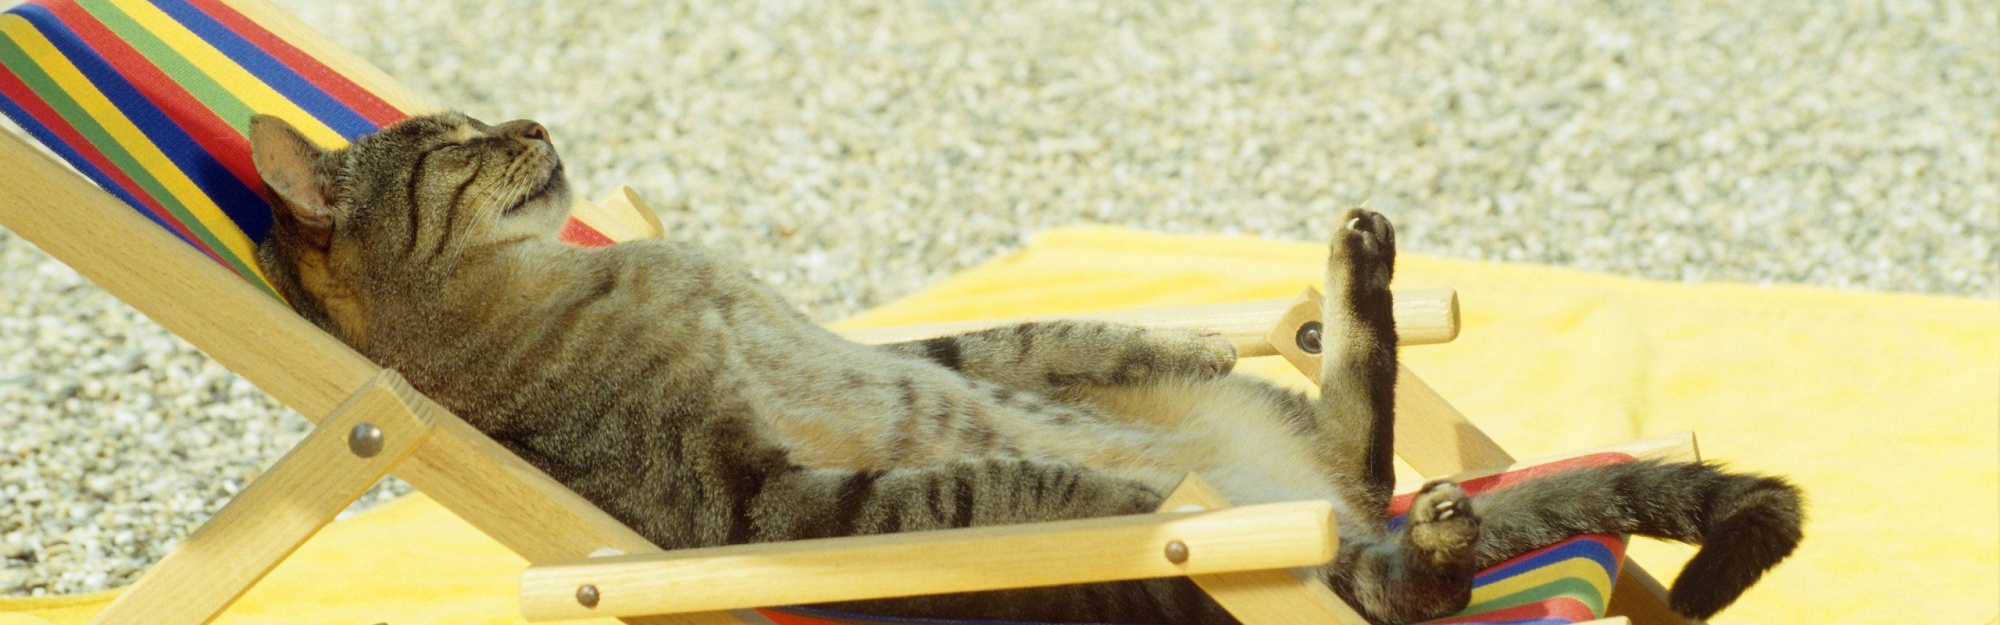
[754,374,1348,511]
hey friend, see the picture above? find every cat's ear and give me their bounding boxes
[250,114,336,248]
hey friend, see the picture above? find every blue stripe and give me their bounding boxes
[148,0,379,140]
[1474,536,1619,585]
[0,81,192,246]
[18,1,272,242]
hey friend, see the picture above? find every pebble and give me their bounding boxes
[1,0,1995,598]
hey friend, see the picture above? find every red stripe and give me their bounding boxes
[559,217,615,248]
[1424,597,1600,624]
[177,0,405,126]
[40,0,261,193]
[0,63,222,263]
[1389,453,1635,517]
[759,610,860,625]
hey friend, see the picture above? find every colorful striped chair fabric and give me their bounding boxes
[0,1,1628,623]
[0,0,610,300]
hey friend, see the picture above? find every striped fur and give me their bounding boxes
[252,112,1803,625]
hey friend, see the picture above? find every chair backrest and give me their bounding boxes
[0,0,398,295]
[0,0,608,299]
[0,6,700,620]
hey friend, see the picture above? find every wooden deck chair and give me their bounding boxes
[0,1,1697,623]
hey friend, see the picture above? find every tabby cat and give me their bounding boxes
[249,111,1803,625]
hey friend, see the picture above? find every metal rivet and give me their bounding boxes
[347,423,383,458]
[1295,321,1324,355]
[576,583,601,608]
[1164,540,1189,564]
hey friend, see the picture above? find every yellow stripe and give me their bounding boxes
[2,16,271,285]
[105,0,347,148]
[1466,557,1615,606]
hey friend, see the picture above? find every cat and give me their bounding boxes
[248,111,1803,625]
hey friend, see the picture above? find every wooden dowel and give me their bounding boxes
[518,500,1335,621]
[841,286,1459,356]
[1159,475,1370,625]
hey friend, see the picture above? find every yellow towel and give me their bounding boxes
[5,226,1995,624]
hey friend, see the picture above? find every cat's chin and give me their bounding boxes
[505,165,569,216]
[501,171,577,235]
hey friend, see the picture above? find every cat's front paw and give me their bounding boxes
[1329,208,1396,294]
[1406,480,1479,567]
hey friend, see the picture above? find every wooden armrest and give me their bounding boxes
[1423,431,1700,486]
[518,499,1335,621]
[571,186,665,240]
[840,286,1460,356]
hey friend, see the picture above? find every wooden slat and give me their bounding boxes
[1425,431,1700,485]
[841,287,1459,357]
[518,500,1337,621]
[1389,363,1524,475]
[87,370,436,625]
[571,186,665,240]
[1159,475,1368,625]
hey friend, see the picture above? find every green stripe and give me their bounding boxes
[0,27,272,293]
[1459,577,1607,616]
[77,0,255,137]
[63,3,282,299]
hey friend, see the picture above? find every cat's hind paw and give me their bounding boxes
[1406,480,1479,567]
[1329,208,1396,294]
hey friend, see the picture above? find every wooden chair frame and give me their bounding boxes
[0,1,1692,623]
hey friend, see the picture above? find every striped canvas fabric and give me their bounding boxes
[0,1,1630,623]
[0,0,611,300]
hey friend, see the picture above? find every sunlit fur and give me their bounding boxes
[251,112,1803,624]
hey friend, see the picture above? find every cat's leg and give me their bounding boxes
[1321,481,1482,625]
[879,320,1237,395]
[1312,209,1401,513]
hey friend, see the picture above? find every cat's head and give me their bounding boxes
[250,111,572,341]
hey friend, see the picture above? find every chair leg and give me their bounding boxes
[1263,292,1690,625]
[1161,474,1371,625]
[86,371,437,625]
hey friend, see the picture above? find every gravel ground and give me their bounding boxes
[3,0,1995,597]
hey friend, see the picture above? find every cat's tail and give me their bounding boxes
[1467,460,1804,621]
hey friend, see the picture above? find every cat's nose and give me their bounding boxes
[500,120,549,143]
